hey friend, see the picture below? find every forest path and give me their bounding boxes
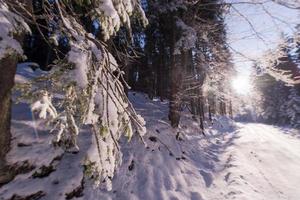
[1,89,300,200]
[203,123,300,200]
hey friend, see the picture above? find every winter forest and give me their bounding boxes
[0,0,300,199]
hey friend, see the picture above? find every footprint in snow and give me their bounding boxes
[191,192,204,200]
[224,172,231,182]
[199,170,213,188]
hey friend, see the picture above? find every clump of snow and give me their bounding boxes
[212,115,236,132]
[87,38,103,61]
[14,63,42,84]
[0,2,30,59]
[174,19,197,55]
[67,45,90,88]
[94,0,148,41]
[97,0,121,40]
[31,92,57,119]
[136,114,147,136]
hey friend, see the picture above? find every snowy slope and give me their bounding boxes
[0,65,300,200]
[82,92,237,200]
[91,93,300,200]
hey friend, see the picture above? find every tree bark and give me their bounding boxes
[229,100,233,119]
[198,96,205,135]
[208,104,212,122]
[0,0,31,185]
[169,54,182,127]
[0,54,18,183]
[168,14,183,128]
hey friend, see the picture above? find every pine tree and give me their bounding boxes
[255,72,290,124]
[284,88,300,128]
[142,0,234,129]
[0,0,148,189]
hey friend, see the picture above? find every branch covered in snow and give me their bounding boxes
[0,2,30,60]
[8,0,148,191]
[174,18,197,55]
[259,35,300,86]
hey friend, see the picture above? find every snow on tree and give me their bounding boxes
[260,34,300,86]
[0,2,30,60]
[254,72,290,124]
[2,0,148,190]
[254,29,300,126]
[31,91,57,119]
[174,18,197,55]
[284,88,300,128]
[254,66,300,128]
[142,0,234,128]
[0,1,32,175]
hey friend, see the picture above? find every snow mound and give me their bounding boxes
[14,62,45,84]
[212,115,236,132]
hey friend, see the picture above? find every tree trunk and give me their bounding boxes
[198,97,205,135]
[158,38,166,101]
[208,104,212,122]
[168,14,183,128]
[0,54,18,183]
[169,54,182,127]
[123,61,130,96]
[223,101,227,115]
[229,100,233,119]
[0,0,31,184]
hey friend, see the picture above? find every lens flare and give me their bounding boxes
[231,75,252,95]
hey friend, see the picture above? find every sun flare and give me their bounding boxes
[231,75,252,95]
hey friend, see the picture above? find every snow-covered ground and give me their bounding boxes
[202,123,300,200]
[0,67,300,199]
[92,93,300,200]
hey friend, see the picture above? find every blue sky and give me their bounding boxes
[225,1,299,75]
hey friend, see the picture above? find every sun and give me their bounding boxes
[231,75,252,95]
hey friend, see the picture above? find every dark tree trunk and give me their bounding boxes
[191,98,197,115]
[211,97,216,116]
[158,37,166,101]
[229,100,233,119]
[168,14,184,128]
[0,55,18,183]
[169,54,182,127]
[219,101,226,115]
[198,97,205,135]
[0,0,31,185]
[223,102,227,115]
[208,104,212,122]
[123,61,130,96]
